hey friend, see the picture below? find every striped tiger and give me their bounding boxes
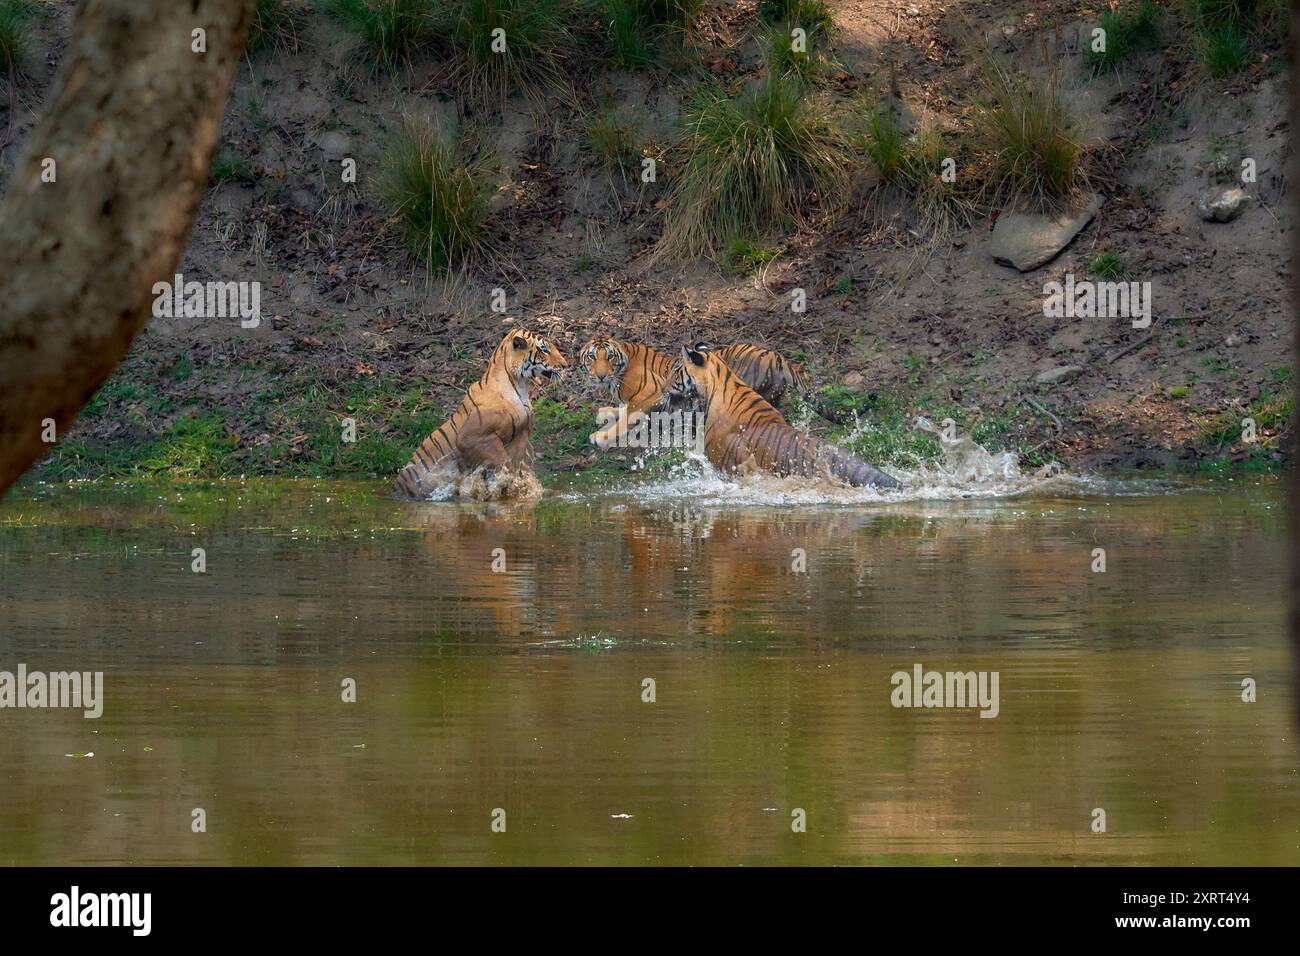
[394,328,568,499]
[579,337,679,447]
[710,343,809,405]
[671,345,902,490]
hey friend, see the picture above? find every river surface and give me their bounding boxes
[0,472,1294,865]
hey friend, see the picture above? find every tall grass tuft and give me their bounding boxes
[586,109,642,170]
[657,73,852,260]
[974,56,1083,206]
[1184,0,1282,75]
[607,0,657,68]
[324,0,434,69]
[859,104,908,182]
[602,0,704,67]
[854,102,971,236]
[379,115,493,273]
[249,0,305,53]
[448,0,573,105]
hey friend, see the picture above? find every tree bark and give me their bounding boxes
[0,0,252,494]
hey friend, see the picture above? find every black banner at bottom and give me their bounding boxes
[0,866,1283,941]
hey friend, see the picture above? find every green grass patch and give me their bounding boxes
[378,114,493,272]
[532,397,592,462]
[135,415,239,478]
[210,151,258,186]
[1090,250,1126,279]
[859,104,908,182]
[726,237,780,274]
[855,105,967,234]
[1088,0,1162,73]
[1201,391,1292,448]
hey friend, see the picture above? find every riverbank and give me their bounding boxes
[2,1,1291,487]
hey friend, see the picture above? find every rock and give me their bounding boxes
[841,371,865,388]
[990,193,1104,271]
[314,130,352,161]
[1034,365,1084,386]
[1199,187,1247,223]
[1225,334,1241,348]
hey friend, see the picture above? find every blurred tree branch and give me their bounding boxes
[0,0,252,493]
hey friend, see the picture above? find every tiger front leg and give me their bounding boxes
[457,430,510,481]
[590,405,624,449]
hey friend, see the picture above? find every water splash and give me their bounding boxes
[570,417,1079,505]
[411,465,544,502]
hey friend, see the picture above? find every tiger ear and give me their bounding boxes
[512,336,527,349]
[685,347,706,367]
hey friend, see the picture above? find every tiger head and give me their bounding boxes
[666,343,716,406]
[501,328,568,383]
[579,338,628,395]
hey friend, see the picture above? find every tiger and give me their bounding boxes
[709,343,809,406]
[394,328,568,499]
[579,337,679,448]
[669,345,903,490]
[580,337,811,447]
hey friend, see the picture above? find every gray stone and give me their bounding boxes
[1034,365,1084,386]
[1199,187,1247,223]
[314,130,352,161]
[990,193,1104,272]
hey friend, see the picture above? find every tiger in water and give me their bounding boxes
[579,337,814,446]
[578,338,678,447]
[394,328,568,499]
[667,345,902,490]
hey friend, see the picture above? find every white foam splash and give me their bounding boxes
[570,419,1077,505]
[411,465,543,502]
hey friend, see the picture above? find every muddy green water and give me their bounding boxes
[0,476,1295,865]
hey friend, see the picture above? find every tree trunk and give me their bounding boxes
[0,0,252,494]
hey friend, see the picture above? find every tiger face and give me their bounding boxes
[579,338,628,394]
[662,361,693,408]
[504,328,568,382]
[676,345,723,402]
